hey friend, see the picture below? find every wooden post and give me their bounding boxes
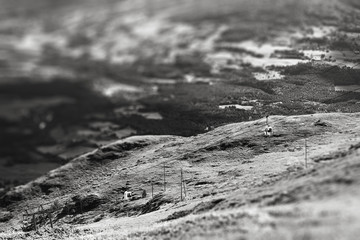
[183,179,187,198]
[24,209,29,221]
[305,139,308,168]
[40,205,44,213]
[163,163,166,192]
[22,211,26,229]
[32,214,37,231]
[151,180,154,198]
[180,168,183,201]
[80,199,83,214]
[47,212,53,228]
[66,203,69,215]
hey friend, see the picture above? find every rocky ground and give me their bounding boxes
[1,112,360,239]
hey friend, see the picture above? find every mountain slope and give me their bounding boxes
[1,112,360,239]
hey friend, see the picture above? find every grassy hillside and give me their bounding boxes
[0,113,360,239]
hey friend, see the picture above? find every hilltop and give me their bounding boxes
[1,112,360,239]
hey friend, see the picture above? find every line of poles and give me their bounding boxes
[24,163,189,231]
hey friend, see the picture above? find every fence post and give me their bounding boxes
[80,199,83,214]
[66,203,69,215]
[24,209,29,221]
[163,163,166,192]
[32,214,37,231]
[151,180,154,198]
[180,168,183,201]
[22,211,26,229]
[183,179,187,198]
[40,204,44,213]
[48,212,53,228]
[305,139,308,168]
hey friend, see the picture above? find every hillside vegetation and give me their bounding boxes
[1,113,360,239]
